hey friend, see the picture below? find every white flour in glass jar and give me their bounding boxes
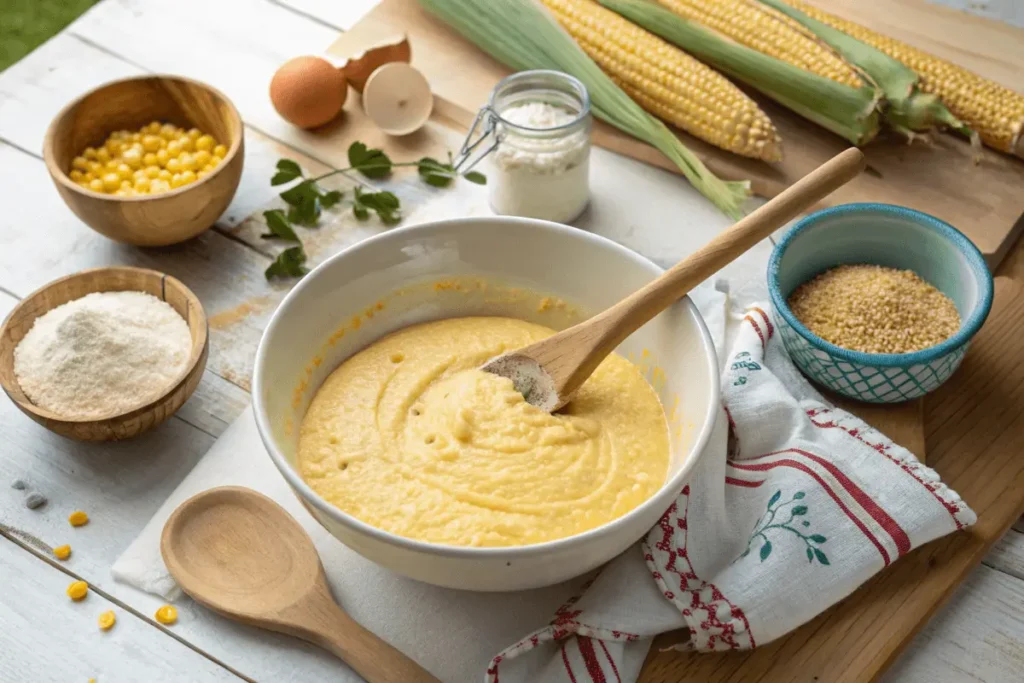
[488,101,591,223]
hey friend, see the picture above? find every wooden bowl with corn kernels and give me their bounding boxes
[43,75,244,247]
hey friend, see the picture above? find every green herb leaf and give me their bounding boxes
[348,142,393,178]
[463,170,487,185]
[354,187,402,225]
[271,159,303,186]
[320,189,344,209]
[260,210,300,242]
[280,180,322,226]
[265,245,308,279]
[417,156,455,188]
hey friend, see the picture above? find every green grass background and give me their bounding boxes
[1,0,100,71]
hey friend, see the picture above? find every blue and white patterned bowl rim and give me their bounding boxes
[768,203,994,367]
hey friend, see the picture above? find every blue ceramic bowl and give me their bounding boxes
[768,203,993,403]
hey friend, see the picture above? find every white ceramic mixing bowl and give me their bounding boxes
[253,216,718,591]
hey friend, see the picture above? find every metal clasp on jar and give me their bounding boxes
[452,105,502,174]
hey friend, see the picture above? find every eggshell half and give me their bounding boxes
[362,63,433,136]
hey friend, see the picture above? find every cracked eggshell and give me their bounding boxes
[361,63,433,136]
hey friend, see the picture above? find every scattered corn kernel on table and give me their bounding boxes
[1,1,1023,682]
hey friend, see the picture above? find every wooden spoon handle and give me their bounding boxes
[598,148,865,344]
[313,604,442,683]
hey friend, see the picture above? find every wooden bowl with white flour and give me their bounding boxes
[0,267,208,441]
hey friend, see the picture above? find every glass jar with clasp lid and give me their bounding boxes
[454,70,593,224]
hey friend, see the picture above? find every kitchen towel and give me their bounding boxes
[112,288,974,682]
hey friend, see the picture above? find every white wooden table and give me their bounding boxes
[1,1,1022,681]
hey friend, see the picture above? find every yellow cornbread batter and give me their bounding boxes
[298,317,669,547]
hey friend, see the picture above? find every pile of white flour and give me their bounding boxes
[14,291,192,419]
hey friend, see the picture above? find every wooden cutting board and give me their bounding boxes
[327,0,1024,267]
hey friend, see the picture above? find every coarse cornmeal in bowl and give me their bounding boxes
[253,217,719,591]
[768,203,993,404]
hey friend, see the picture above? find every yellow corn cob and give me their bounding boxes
[654,0,865,89]
[787,0,1024,156]
[539,0,782,162]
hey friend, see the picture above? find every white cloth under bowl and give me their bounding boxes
[112,287,973,682]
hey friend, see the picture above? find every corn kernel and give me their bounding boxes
[53,544,71,560]
[142,135,161,153]
[166,140,183,157]
[196,170,209,180]
[178,153,197,172]
[187,127,202,140]
[134,177,151,193]
[130,132,142,143]
[104,159,119,171]
[209,156,221,168]
[165,158,182,174]
[122,148,142,169]
[170,173,184,189]
[95,148,111,164]
[213,144,227,158]
[142,152,158,167]
[117,164,133,180]
[69,170,84,182]
[179,135,195,153]
[193,150,212,167]
[68,510,89,527]
[119,179,132,190]
[160,123,178,139]
[88,178,104,192]
[83,172,95,182]
[155,149,170,167]
[201,163,215,174]
[154,605,177,625]
[180,170,197,185]
[195,135,215,152]
[157,169,173,181]
[67,580,88,601]
[114,189,131,197]
[105,139,122,155]
[98,611,116,631]
[83,146,98,160]
[147,120,162,134]
[150,179,170,194]
[102,173,121,192]
[145,165,162,179]
[71,156,89,171]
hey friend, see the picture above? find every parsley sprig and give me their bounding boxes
[263,142,486,279]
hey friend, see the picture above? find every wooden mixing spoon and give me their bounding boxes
[160,486,441,683]
[482,148,866,411]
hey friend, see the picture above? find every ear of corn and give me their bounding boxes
[418,0,751,218]
[537,0,782,163]
[755,0,970,140]
[783,0,1024,157]
[599,0,881,145]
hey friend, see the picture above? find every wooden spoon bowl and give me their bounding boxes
[161,487,440,682]
[0,266,208,441]
[43,75,244,246]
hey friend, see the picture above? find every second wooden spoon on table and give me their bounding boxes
[483,147,866,411]
[160,486,441,683]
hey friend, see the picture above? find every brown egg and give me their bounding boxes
[270,56,348,129]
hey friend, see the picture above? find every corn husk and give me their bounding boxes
[600,0,881,145]
[755,0,972,141]
[418,0,750,219]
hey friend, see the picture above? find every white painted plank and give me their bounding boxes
[69,0,341,165]
[272,0,379,30]
[885,563,1024,682]
[0,537,238,683]
[986,530,1024,582]
[931,0,1024,28]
